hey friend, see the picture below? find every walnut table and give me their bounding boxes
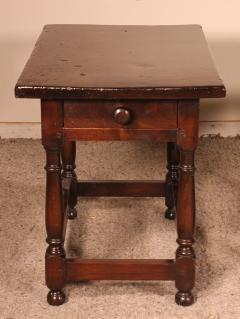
[15,24,226,306]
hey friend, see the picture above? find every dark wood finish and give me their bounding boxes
[77,181,166,197]
[61,178,70,240]
[165,142,180,220]
[66,259,176,281]
[61,141,78,219]
[175,100,198,306]
[61,141,77,179]
[15,25,226,307]
[41,100,66,306]
[64,100,177,129]
[63,128,177,142]
[15,25,225,100]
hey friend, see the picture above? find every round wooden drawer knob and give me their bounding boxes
[113,108,131,125]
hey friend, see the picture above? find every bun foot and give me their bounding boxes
[67,207,77,220]
[175,291,194,306]
[47,290,65,306]
[165,208,176,220]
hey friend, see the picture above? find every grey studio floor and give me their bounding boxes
[0,137,240,319]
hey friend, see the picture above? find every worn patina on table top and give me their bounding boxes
[15,24,225,100]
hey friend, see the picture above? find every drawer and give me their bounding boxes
[64,100,177,129]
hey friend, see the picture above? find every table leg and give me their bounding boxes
[165,142,179,220]
[175,100,199,306]
[61,140,78,219]
[41,100,66,306]
[44,147,66,305]
[175,149,195,306]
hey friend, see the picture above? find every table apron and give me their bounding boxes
[63,127,177,142]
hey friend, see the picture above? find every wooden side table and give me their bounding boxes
[15,25,226,306]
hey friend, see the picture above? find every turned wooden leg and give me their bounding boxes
[165,142,179,220]
[61,140,78,220]
[175,149,195,306]
[175,100,199,306]
[44,147,66,306]
[41,100,66,306]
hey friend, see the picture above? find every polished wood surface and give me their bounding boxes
[63,127,177,142]
[15,24,225,100]
[77,180,166,197]
[175,100,199,306]
[15,24,226,307]
[165,142,179,220]
[66,259,176,281]
[61,141,78,219]
[64,100,177,129]
[41,100,66,306]
[40,99,199,307]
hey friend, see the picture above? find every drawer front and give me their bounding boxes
[64,100,177,129]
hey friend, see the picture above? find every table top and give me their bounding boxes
[15,24,226,100]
